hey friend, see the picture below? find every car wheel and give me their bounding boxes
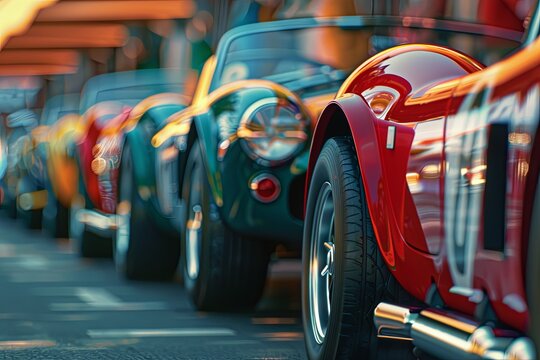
[69,171,111,258]
[181,140,270,311]
[43,196,69,238]
[302,137,415,360]
[528,174,540,356]
[17,207,42,229]
[114,141,180,280]
[4,192,17,219]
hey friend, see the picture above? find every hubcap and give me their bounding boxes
[309,181,335,345]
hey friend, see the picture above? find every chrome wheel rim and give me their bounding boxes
[185,163,202,280]
[115,152,132,268]
[309,181,335,345]
[69,195,84,240]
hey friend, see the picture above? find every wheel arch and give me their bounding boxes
[306,93,415,270]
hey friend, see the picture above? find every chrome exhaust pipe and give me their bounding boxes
[374,302,536,360]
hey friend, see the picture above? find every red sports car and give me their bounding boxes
[303,2,540,360]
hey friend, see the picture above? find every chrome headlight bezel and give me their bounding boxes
[236,97,309,167]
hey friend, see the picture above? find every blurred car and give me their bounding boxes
[0,77,42,218]
[302,5,539,360]
[108,92,191,280]
[40,94,80,238]
[70,69,188,260]
[0,120,7,198]
[3,109,40,225]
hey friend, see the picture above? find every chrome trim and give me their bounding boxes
[18,190,48,211]
[386,126,396,150]
[374,302,536,360]
[237,97,308,167]
[362,86,400,120]
[76,209,117,231]
[186,204,202,280]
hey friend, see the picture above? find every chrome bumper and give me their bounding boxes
[374,302,535,360]
[76,208,117,237]
[18,190,48,211]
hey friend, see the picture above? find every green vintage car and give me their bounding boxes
[152,17,374,310]
[71,69,189,264]
[113,91,191,279]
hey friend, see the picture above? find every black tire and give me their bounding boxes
[528,175,540,356]
[113,142,180,280]
[69,164,112,258]
[17,202,42,230]
[43,197,69,238]
[302,137,415,360]
[180,140,270,311]
[4,193,17,219]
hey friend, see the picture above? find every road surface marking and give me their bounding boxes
[87,328,236,338]
[75,287,122,306]
[48,287,170,311]
[17,256,49,270]
[0,244,15,257]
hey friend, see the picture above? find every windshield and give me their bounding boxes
[211,18,522,96]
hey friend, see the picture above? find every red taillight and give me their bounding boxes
[250,174,280,203]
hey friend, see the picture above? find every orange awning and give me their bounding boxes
[0,0,59,48]
[5,24,128,49]
[36,0,195,22]
[0,64,78,76]
[0,0,195,76]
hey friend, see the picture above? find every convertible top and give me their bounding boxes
[80,69,187,114]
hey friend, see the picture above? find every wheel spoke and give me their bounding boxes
[320,264,329,277]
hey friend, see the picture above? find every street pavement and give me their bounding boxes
[0,215,307,359]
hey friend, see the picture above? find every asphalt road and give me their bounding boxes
[0,215,307,359]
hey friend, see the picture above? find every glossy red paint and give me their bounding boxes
[308,39,540,333]
[77,103,130,212]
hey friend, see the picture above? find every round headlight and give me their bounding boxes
[237,98,308,166]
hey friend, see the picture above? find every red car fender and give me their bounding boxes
[308,94,420,272]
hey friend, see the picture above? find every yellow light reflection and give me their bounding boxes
[406,172,420,187]
[469,164,487,186]
[0,0,58,49]
[0,340,56,350]
[420,164,440,179]
[518,159,529,178]
[508,132,531,145]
